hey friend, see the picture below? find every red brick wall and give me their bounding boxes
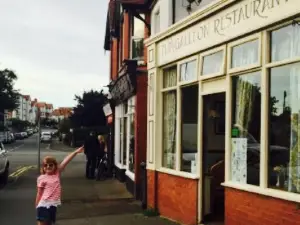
[226,187,300,225]
[111,39,118,80]
[123,12,130,60]
[134,73,148,196]
[147,170,198,225]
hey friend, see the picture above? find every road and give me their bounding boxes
[0,133,76,225]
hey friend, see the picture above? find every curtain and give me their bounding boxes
[232,40,258,68]
[288,66,300,193]
[163,91,176,169]
[235,78,255,134]
[163,67,177,88]
[162,67,177,169]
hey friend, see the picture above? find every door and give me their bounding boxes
[202,93,226,223]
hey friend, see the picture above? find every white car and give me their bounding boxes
[0,142,9,185]
[41,132,52,143]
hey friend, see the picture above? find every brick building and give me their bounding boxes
[145,0,300,225]
[103,0,151,200]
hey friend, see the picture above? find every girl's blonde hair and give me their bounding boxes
[40,156,58,174]
[98,135,105,143]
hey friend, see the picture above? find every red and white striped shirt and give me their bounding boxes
[37,172,61,208]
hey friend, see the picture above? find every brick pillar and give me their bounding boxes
[134,72,147,200]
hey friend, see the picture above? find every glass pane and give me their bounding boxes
[162,91,177,169]
[154,11,160,34]
[123,117,127,166]
[202,50,223,75]
[181,85,198,173]
[231,71,261,185]
[268,62,300,193]
[231,40,259,68]
[131,38,144,61]
[129,113,135,172]
[133,15,144,37]
[180,60,197,82]
[119,118,123,164]
[163,66,177,88]
[271,25,300,62]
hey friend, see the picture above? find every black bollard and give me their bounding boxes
[140,161,147,209]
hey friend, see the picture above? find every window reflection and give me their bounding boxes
[269,62,300,193]
[231,71,261,185]
[180,60,197,82]
[181,85,198,173]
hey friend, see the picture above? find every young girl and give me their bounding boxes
[35,146,84,225]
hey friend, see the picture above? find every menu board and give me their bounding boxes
[231,138,247,184]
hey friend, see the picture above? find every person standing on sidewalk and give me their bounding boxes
[84,131,99,179]
[35,146,84,225]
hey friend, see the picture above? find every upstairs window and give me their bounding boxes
[131,14,145,62]
[153,9,160,34]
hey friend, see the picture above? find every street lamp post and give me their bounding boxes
[37,110,41,173]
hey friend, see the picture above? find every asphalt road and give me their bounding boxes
[0,133,74,225]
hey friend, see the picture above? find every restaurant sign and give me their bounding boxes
[157,0,298,66]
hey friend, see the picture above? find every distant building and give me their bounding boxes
[51,107,73,122]
[12,95,32,121]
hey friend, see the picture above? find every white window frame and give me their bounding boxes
[199,45,226,80]
[159,56,200,178]
[125,96,136,181]
[130,14,145,65]
[223,22,300,203]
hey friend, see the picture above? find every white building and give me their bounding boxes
[12,95,32,122]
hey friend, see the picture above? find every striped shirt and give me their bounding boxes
[37,172,61,208]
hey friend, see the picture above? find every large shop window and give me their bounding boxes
[268,24,300,193]
[231,72,261,186]
[116,97,136,175]
[162,60,198,173]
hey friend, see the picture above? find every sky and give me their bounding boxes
[0,0,110,108]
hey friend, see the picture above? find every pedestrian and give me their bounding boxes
[84,131,99,179]
[35,146,84,225]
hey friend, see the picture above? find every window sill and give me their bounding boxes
[115,162,126,170]
[157,167,199,180]
[222,181,300,203]
[125,170,135,181]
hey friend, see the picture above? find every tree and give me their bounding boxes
[59,118,71,134]
[9,118,31,132]
[0,69,20,112]
[70,90,107,128]
[40,118,58,128]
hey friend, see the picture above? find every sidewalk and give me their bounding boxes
[56,158,179,225]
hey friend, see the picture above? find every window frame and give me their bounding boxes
[224,21,300,203]
[130,14,145,64]
[159,56,200,178]
[199,45,226,80]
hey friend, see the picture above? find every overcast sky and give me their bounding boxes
[0,0,109,108]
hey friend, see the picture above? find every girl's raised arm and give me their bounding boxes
[58,146,84,172]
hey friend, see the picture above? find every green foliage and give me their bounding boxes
[0,69,20,111]
[59,118,71,134]
[9,118,31,131]
[143,208,160,217]
[40,118,58,127]
[70,90,108,128]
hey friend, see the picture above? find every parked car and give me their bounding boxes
[0,142,9,185]
[41,132,52,143]
[21,132,28,138]
[14,132,23,140]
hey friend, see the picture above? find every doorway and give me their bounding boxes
[202,92,226,224]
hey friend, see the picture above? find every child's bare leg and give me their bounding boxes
[38,221,49,225]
